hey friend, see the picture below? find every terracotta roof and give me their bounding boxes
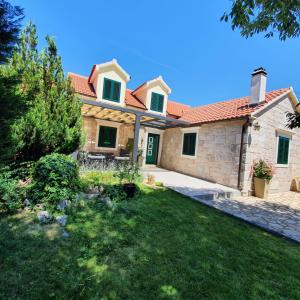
[180,88,290,124]
[167,100,190,118]
[69,73,146,109]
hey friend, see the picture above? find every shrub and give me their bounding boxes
[0,171,23,213]
[114,163,141,184]
[29,153,79,208]
[79,171,114,192]
[251,159,275,180]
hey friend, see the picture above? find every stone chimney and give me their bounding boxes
[250,67,267,105]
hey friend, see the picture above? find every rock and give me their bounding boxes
[56,215,68,226]
[62,230,69,238]
[37,211,52,223]
[85,193,100,200]
[75,192,85,201]
[57,200,71,211]
[102,196,113,208]
[23,198,31,207]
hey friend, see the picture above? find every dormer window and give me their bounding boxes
[150,92,164,112]
[102,77,121,102]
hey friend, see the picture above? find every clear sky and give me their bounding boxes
[14,0,300,107]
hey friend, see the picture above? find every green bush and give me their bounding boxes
[29,153,79,208]
[251,159,275,180]
[0,172,23,213]
[114,163,141,184]
[79,171,114,192]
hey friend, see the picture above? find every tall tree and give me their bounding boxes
[222,0,300,40]
[1,22,83,162]
[0,0,24,63]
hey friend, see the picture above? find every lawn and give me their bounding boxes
[1,185,300,299]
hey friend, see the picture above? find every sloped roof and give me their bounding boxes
[167,100,190,118]
[180,88,290,124]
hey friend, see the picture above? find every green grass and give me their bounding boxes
[1,185,300,299]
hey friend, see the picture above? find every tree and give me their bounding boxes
[1,22,83,162]
[222,0,300,40]
[0,0,24,63]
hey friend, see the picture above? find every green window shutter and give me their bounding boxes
[277,136,290,164]
[112,81,121,102]
[102,78,121,102]
[182,133,197,156]
[98,126,117,148]
[103,78,112,100]
[150,92,164,112]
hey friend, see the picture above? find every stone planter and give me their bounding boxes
[254,177,270,199]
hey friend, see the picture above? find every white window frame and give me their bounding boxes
[95,120,120,151]
[275,129,293,168]
[180,128,199,159]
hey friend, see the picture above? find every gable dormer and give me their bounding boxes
[88,59,130,106]
[132,76,171,115]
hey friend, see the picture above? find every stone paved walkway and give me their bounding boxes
[142,167,300,243]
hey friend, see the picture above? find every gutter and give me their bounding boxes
[237,118,250,191]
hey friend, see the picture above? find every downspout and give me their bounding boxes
[237,118,250,191]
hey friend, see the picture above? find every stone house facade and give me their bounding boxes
[70,60,300,195]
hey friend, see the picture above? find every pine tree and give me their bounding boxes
[3,22,83,162]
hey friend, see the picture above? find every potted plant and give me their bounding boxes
[115,162,141,198]
[251,159,275,199]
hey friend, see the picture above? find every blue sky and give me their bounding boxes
[15,0,300,107]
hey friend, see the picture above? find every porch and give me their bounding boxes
[80,99,189,166]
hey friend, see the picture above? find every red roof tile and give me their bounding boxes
[180,88,290,124]
[167,100,190,118]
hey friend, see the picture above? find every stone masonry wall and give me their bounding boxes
[82,116,134,154]
[241,95,300,194]
[160,120,244,188]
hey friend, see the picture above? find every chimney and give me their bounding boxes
[250,67,267,105]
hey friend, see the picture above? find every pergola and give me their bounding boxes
[81,99,190,162]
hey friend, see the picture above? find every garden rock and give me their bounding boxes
[57,200,71,211]
[23,198,31,207]
[62,230,69,238]
[56,215,68,226]
[37,211,52,224]
[102,196,113,208]
[85,193,100,200]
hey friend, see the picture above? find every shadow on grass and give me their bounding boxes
[1,186,300,299]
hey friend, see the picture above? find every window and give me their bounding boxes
[102,78,121,102]
[277,135,290,164]
[182,132,197,156]
[98,126,117,148]
[150,92,164,112]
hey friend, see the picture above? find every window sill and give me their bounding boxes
[181,154,197,159]
[276,163,289,168]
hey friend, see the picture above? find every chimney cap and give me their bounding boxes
[252,67,267,76]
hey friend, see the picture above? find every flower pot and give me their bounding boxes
[254,177,270,199]
[123,183,137,198]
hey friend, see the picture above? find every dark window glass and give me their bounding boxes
[182,132,197,156]
[98,126,117,148]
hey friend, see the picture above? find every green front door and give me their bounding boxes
[146,133,160,164]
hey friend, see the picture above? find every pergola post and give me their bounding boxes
[133,114,141,163]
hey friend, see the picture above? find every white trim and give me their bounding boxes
[275,132,291,168]
[95,121,120,151]
[275,128,295,137]
[132,76,171,95]
[180,130,199,159]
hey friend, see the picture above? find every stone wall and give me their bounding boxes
[82,116,134,154]
[160,120,244,188]
[241,95,300,194]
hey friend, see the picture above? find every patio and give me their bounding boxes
[142,167,300,243]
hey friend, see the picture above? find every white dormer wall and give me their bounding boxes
[95,69,127,106]
[89,60,130,107]
[134,77,171,116]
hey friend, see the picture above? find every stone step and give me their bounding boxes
[192,190,235,201]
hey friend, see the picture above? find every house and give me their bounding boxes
[69,59,300,195]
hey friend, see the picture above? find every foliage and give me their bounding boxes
[1,186,300,299]
[0,0,24,63]
[155,181,164,187]
[29,153,79,208]
[114,162,141,184]
[79,170,114,192]
[0,22,83,163]
[104,184,127,202]
[286,111,300,129]
[251,159,275,180]
[0,170,23,212]
[222,0,300,40]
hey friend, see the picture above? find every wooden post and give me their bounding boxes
[133,114,141,163]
